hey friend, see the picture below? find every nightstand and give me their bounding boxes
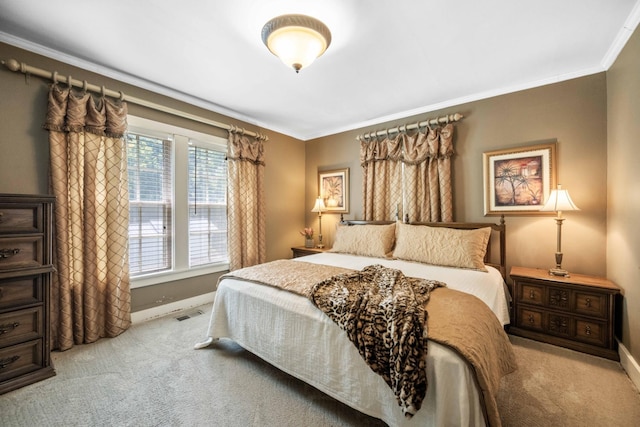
[509,266,622,360]
[291,246,330,258]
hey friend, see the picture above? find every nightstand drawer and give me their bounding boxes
[574,291,607,319]
[574,318,607,347]
[519,283,544,306]
[547,313,571,338]
[517,307,544,331]
[547,287,570,311]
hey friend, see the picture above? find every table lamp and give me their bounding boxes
[311,197,327,248]
[540,184,580,277]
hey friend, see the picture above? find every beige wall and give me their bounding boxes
[306,74,608,280]
[607,26,640,361]
[0,42,306,312]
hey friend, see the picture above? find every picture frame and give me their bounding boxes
[483,142,557,215]
[318,168,349,213]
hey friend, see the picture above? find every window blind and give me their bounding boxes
[127,133,173,276]
[188,144,228,267]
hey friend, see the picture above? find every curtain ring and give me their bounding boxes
[52,71,58,83]
[101,85,106,97]
[82,80,88,92]
[118,90,125,101]
[67,75,73,88]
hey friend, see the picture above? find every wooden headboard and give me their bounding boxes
[340,215,507,279]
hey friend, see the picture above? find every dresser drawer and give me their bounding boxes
[547,313,571,338]
[517,306,544,331]
[0,307,43,347]
[0,274,44,309]
[0,204,41,234]
[574,318,607,347]
[0,339,44,383]
[547,287,570,311]
[574,291,607,319]
[0,236,43,270]
[518,283,545,306]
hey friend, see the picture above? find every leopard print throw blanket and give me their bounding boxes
[309,264,446,418]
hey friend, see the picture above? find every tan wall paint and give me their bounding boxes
[0,42,306,312]
[607,26,640,360]
[306,74,608,281]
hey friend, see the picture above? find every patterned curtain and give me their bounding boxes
[44,84,131,351]
[227,130,266,271]
[361,123,454,222]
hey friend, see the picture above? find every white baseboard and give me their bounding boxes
[619,341,640,392]
[131,292,215,324]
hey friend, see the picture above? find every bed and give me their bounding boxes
[196,219,516,427]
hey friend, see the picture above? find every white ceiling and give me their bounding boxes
[1,1,639,140]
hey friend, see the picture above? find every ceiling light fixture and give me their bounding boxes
[261,14,332,73]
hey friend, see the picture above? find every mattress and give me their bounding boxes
[199,253,512,426]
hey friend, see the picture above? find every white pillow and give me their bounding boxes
[329,223,396,258]
[393,222,491,271]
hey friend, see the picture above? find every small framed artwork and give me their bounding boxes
[483,142,557,215]
[318,168,349,213]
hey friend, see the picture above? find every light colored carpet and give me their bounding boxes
[1,304,639,427]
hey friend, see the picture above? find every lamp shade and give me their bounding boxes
[311,197,326,213]
[540,185,580,212]
[262,14,332,73]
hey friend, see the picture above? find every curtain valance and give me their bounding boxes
[360,124,454,166]
[43,84,127,138]
[227,127,266,165]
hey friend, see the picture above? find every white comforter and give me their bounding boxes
[200,253,511,426]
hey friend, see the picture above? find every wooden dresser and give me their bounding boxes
[510,266,621,360]
[0,194,56,394]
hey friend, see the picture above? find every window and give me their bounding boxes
[127,133,173,275]
[126,116,228,288]
[188,145,227,267]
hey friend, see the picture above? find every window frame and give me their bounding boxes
[127,116,229,289]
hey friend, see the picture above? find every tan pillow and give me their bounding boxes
[329,223,396,258]
[393,222,491,271]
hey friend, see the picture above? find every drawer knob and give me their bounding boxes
[529,290,535,299]
[585,298,592,308]
[585,325,592,336]
[528,314,535,324]
[0,248,21,259]
[0,322,20,335]
[0,355,20,369]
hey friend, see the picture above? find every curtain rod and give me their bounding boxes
[2,58,268,141]
[357,112,464,141]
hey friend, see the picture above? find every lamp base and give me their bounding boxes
[549,267,570,277]
[316,244,324,249]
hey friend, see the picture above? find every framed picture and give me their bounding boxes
[483,142,557,215]
[318,168,349,213]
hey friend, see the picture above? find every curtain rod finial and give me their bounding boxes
[3,58,21,72]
